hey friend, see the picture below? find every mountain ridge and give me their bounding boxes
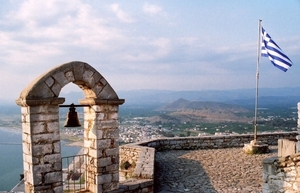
[146,98,252,124]
[3,87,300,108]
[116,87,300,108]
[157,98,249,112]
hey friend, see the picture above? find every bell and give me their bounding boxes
[64,103,81,127]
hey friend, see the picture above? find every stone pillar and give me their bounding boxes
[16,98,65,193]
[81,99,123,193]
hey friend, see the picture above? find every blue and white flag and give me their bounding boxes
[261,27,293,72]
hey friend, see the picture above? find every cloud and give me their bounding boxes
[143,3,162,15]
[0,0,125,71]
[110,3,135,23]
[0,0,299,101]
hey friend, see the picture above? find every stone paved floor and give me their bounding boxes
[154,146,277,193]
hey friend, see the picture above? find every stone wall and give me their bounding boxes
[262,102,300,193]
[114,132,296,193]
[139,132,297,151]
[263,154,300,192]
[119,146,155,180]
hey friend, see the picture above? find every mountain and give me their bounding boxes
[6,87,300,108]
[117,87,300,108]
[157,98,249,112]
[146,98,252,124]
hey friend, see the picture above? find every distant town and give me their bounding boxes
[58,111,297,146]
[0,95,298,145]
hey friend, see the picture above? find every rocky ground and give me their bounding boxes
[154,146,277,193]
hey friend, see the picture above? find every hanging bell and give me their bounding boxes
[64,103,81,127]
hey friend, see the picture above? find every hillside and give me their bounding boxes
[146,98,252,124]
[116,87,300,108]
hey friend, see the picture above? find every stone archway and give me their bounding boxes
[15,61,124,193]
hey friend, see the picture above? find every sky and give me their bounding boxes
[0,0,300,102]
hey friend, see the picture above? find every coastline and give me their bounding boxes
[66,141,83,147]
[0,127,22,134]
[0,128,84,147]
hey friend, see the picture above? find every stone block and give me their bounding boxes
[98,157,112,167]
[24,154,39,165]
[22,142,31,155]
[43,154,61,164]
[103,182,119,191]
[31,133,56,144]
[88,127,98,139]
[112,172,119,182]
[53,185,63,193]
[97,139,111,149]
[88,147,98,158]
[104,129,119,139]
[28,82,55,99]
[106,148,119,156]
[23,161,31,172]
[32,144,53,156]
[271,179,284,188]
[92,71,102,84]
[46,121,59,133]
[65,70,75,82]
[83,69,95,85]
[97,174,112,184]
[72,62,85,80]
[106,164,119,172]
[28,122,47,134]
[97,84,118,99]
[293,182,300,190]
[128,183,140,191]
[22,132,31,143]
[53,141,61,153]
[99,77,107,86]
[109,112,119,120]
[99,120,118,129]
[33,164,52,174]
[44,171,62,184]
[53,161,62,171]
[41,105,60,113]
[23,113,30,123]
[22,122,31,134]
[93,83,105,97]
[52,71,69,88]
[31,173,43,186]
[44,76,54,87]
[30,113,59,122]
[278,139,297,157]
[95,112,105,120]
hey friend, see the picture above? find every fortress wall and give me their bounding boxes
[115,132,296,193]
[139,132,297,150]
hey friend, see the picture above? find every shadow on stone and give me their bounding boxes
[154,150,217,193]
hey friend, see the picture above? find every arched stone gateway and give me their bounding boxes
[15,61,124,193]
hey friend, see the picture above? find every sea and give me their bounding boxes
[0,128,81,191]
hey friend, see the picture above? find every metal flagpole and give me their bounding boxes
[254,19,262,143]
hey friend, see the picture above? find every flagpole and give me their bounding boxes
[254,19,262,143]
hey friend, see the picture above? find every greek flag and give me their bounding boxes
[261,27,293,72]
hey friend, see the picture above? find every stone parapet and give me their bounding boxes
[139,132,297,150]
[115,132,296,193]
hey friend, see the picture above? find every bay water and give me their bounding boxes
[0,128,81,191]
